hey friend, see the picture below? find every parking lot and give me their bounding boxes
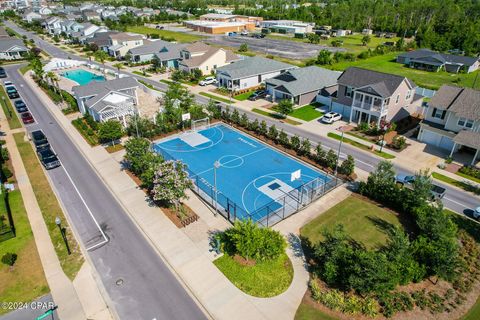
[206,35,345,60]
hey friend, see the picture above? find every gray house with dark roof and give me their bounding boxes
[418,85,480,164]
[0,39,29,60]
[265,66,341,106]
[72,77,139,125]
[397,49,480,73]
[215,56,296,91]
[333,67,423,127]
[127,40,186,66]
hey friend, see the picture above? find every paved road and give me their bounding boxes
[0,294,57,320]
[6,23,479,216]
[4,64,206,319]
[206,35,344,59]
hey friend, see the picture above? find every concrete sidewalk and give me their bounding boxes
[0,103,111,320]
[22,70,355,320]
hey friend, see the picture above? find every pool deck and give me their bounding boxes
[56,65,113,93]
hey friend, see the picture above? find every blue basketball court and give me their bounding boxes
[153,124,335,224]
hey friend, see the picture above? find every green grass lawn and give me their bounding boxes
[18,64,32,75]
[295,303,339,320]
[125,26,204,43]
[214,253,293,297]
[0,86,22,129]
[199,92,233,104]
[233,91,255,101]
[463,297,480,320]
[14,133,84,280]
[327,132,395,159]
[0,190,49,314]
[252,108,302,125]
[455,171,480,184]
[324,52,480,90]
[132,70,151,77]
[301,195,401,249]
[289,104,324,121]
[432,172,480,196]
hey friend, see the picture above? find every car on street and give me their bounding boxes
[395,174,446,200]
[252,33,265,38]
[3,81,13,86]
[14,100,28,113]
[36,146,61,170]
[30,130,49,149]
[0,67,6,78]
[21,112,34,124]
[240,30,249,36]
[321,112,342,124]
[473,207,480,220]
[199,76,217,86]
[6,86,19,99]
[248,90,267,101]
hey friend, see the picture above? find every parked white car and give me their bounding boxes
[473,206,480,220]
[199,77,217,86]
[321,112,342,124]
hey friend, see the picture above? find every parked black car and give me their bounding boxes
[6,86,19,99]
[37,146,61,170]
[0,67,6,78]
[248,90,267,101]
[14,100,28,113]
[31,130,50,149]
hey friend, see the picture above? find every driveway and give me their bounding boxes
[206,35,345,60]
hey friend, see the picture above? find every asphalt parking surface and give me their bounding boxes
[206,35,345,59]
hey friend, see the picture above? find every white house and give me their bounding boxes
[72,77,140,125]
[216,56,296,91]
[0,39,29,60]
[178,42,240,75]
[107,33,144,58]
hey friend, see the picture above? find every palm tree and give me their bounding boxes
[46,71,63,102]
[29,57,44,83]
[94,50,109,77]
[113,62,124,78]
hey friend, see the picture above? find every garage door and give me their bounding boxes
[421,130,452,150]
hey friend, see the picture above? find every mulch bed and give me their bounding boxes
[445,163,462,174]
[233,254,256,267]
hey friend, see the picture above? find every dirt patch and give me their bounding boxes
[162,204,199,228]
[233,254,256,267]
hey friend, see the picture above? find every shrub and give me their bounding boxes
[309,278,322,301]
[358,122,370,132]
[411,289,428,310]
[362,297,380,317]
[267,125,278,141]
[319,289,345,311]
[278,130,289,147]
[325,149,338,169]
[2,166,13,180]
[290,135,301,152]
[459,166,480,179]
[339,155,355,176]
[218,219,287,261]
[1,147,9,161]
[344,295,362,314]
[391,136,406,150]
[1,252,17,266]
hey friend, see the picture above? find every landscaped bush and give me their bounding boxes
[391,135,406,150]
[1,252,17,267]
[458,166,480,180]
[1,147,9,161]
[218,219,287,262]
[1,166,13,180]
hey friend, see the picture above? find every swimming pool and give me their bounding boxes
[61,69,105,86]
[153,124,339,226]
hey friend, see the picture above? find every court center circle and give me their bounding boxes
[218,155,244,168]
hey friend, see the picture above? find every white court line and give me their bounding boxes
[60,164,109,251]
[195,147,267,177]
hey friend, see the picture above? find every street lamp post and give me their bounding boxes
[379,124,388,153]
[55,217,71,255]
[334,127,345,178]
[213,160,220,217]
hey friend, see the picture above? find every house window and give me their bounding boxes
[432,108,446,119]
[458,117,474,129]
[345,86,353,98]
[395,95,399,104]
[258,74,262,83]
[406,90,412,100]
[206,66,208,70]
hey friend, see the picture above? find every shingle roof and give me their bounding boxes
[72,77,138,97]
[128,40,185,57]
[398,49,479,67]
[216,56,295,79]
[429,85,480,121]
[179,47,239,68]
[0,39,28,52]
[338,67,416,98]
[183,42,210,53]
[265,66,341,97]
[109,33,143,41]
[454,130,480,150]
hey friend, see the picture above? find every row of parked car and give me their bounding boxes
[2,70,60,170]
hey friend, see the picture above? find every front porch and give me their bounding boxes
[449,130,480,166]
[348,90,387,128]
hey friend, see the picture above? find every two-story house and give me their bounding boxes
[177,42,239,75]
[418,85,480,164]
[332,67,423,127]
[44,17,63,35]
[107,33,144,58]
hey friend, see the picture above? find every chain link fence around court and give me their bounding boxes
[153,143,341,227]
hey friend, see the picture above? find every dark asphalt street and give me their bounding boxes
[4,65,206,319]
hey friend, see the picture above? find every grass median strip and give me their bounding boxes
[252,108,302,125]
[132,70,151,77]
[432,172,480,195]
[327,132,395,159]
[13,133,84,280]
[138,80,162,92]
[455,171,480,184]
[199,92,234,104]
[0,86,21,129]
[0,190,49,315]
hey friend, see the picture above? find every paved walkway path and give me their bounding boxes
[24,70,355,320]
